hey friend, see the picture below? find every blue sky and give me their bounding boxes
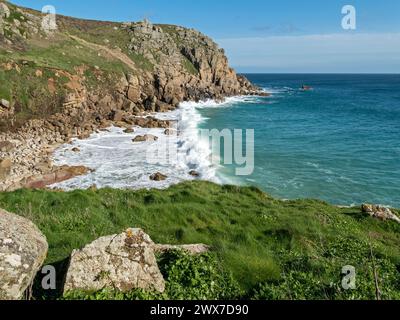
[10,0,400,73]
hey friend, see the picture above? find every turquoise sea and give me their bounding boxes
[199,74,400,207]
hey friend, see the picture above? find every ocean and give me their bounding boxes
[52,74,400,207]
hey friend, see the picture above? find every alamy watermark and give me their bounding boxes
[41,5,57,32]
[342,265,356,290]
[146,128,255,176]
[342,5,356,30]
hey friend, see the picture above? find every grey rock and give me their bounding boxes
[0,158,12,179]
[0,99,10,109]
[362,204,400,224]
[132,134,158,143]
[63,228,165,294]
[0,3,10,19]
[0,141,15,152]
[0,209,48,300]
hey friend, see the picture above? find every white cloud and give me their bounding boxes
[217,33,400,73]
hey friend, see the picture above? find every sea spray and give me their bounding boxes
[50,96,255,190]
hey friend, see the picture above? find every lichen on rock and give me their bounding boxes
[0,208,48,300]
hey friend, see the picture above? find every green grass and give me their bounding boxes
[182,56,198,75]
[0,181,399,300]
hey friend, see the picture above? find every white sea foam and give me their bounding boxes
[50,96,258,191]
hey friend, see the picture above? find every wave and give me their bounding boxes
[50,96,256,190]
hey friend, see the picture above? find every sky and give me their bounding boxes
[10,0,400,73]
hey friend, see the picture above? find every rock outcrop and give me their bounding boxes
[63,228,165,294]
[0,3,264,191]
[63,228,210,295]
[0,209,48,300]
[362,204,400,224]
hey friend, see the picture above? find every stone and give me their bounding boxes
[362,204,400,224]
[149,172,167,181]
[132,134,158,143]
[63,228,165,294]
[127,74,139,86]
[0,158,12,179]
[0,3,10,19]
[0,208,48,300]
[22,166,91,189]
[123,128,135,134]
[189,170,200,178]
[71,147,80,152]
[127,86,141,103]
[0,99,10,109]
[0,141,15,152]
[111,110,124,122]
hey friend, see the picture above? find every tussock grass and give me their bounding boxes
[0,181,399,299]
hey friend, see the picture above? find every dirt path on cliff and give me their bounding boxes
[68,34,137,72]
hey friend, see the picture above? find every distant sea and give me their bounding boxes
[52,74,400,207]
[200,74,400,207]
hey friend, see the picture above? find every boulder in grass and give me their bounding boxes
[0,209,48,300]
[63,228,165,294]
[362,204,400,224]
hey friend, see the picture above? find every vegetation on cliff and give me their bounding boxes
[0,181,399,300]
[0,0,256,132]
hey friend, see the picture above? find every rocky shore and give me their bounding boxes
[0,2,265,192]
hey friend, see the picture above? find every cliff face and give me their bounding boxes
[0,2,258,129]
[0,1,261,191]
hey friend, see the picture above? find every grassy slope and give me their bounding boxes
[0,181,399,299]
[0,4,146,130]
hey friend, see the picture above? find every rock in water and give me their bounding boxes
[63,228,165,294]
[132,134,158,143]
[0,209,48,300]
[150,172,167,181]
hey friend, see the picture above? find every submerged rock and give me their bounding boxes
[150,172,167,181]
[0,209,48,300]
[63,228,165,294]
[189,170,200,178]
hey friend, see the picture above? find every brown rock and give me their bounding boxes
[132,134,158,143]
[189,170,200,177]
[0,141,15,152]
[23,166,91,189]
[111,110,124,122]
[127,86,141,103]
[0,158,12,179]
[149,172,167,181]
[124,128,135,134]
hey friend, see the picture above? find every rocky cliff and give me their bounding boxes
[0,1,262,191]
